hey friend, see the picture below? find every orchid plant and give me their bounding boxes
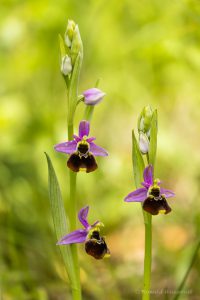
[45,20,108,300]
[123,106,176,300]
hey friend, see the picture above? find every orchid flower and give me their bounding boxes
[57,206,110,259]
[124,165,175,215]
[54,120,108,172]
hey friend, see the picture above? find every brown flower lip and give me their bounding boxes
[85,230,110,259]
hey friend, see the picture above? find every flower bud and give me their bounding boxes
[83,88,106,106]
[64,19,76,48]
[64,20,83,65]
[139,132,149,154]
[138,105,153,133]
[70,24,83,64]
[60,55,72,76]
[137,105,154,155]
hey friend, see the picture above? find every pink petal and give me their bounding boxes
[87,137,96,143]
[54,140,77,154]
[57,229,87,245]
[73,134,81,142]
[160,188,175,198]
[143,165,153,185]
[89,142,108,157]
[79,120,90,138]
[124,187,147,202]
[78,206,90,228]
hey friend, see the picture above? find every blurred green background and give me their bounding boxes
[1,0,200,299]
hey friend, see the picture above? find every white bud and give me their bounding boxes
[139,132,149,154]
[60,55,72,76]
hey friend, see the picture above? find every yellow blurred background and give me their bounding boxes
[0,0,200,299]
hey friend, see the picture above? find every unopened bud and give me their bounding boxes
[70,24,83,64]
[138,105,153,133]
[139,132,149,154]
[64,19,76,48]
[64,20,83,65]
[83,88,106,106]
[60,55,72,76]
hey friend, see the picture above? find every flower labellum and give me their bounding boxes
[60,55,72,76]
[54,120,108,173]
[85,230,110,260]
[124,165,175,215]
[57,206,110,259]
[83,88,106,106]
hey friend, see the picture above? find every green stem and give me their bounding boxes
[68,123,82,300]
[141,152,153,300]
[172,240,200,300]
[84,106,94,122]
[142,211,152,300]
[83,77,100,121]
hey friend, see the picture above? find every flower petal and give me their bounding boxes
[57,229,87,245]
[78,206,90,228]
[87,137,96,143]
[54,140,77,154]
[124,188,147,202]
[79,120,90,138]
[160,188,175,198]
[143,165,153,185]
[89,142,108,156]
[73,134,81,142]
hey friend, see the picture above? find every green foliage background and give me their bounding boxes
[1,0,200,299]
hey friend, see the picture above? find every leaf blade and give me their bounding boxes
[132,130,145,188]
[148,109,158,167]
[68,52,82,124]
[45,152,77,286]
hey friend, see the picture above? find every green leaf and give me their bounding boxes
[58,34,66,58]
[68,52,82,124]
[45,153,77,286]
[58,34,71,88]
[132,130,145,188]
[148,109,158,167]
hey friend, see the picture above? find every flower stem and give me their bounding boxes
[83,78,100,121]
[142,211,152,300]
[141,110,157,300]
[84,106,94,122]
[68,123,82,300]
